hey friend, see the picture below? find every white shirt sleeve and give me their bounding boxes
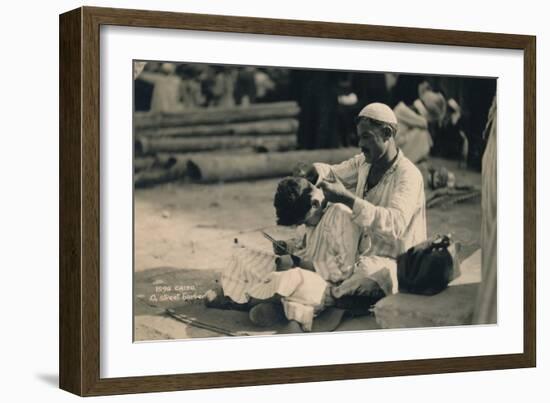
[313,153,364,189]
[351,166,423,242]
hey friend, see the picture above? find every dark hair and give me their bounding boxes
[274,177,313,226]
[355,116,398,138]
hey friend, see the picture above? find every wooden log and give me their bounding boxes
[134,157,155,172]
[186,148,360,182]
[153,153,178,169]
[134,160,188,188]
[135,118,299,138]
[134,111,162,129]
[136,134,297,155]
[134,154,178,173]
[134,101,299,129]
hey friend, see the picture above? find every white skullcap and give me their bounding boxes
[358,102,398,125]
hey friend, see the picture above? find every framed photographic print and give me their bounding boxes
[59,6,536,396]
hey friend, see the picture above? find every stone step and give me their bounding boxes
[373,249,481,329]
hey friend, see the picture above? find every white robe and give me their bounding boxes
[314,150,427,295]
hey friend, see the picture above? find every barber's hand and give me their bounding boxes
[272,240,288,256]
[331,271,384,299]
[318,178,356,207]
[292,163,319,185]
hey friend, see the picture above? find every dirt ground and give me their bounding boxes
[134,156,482,340]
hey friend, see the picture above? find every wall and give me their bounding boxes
[0,0,546,401]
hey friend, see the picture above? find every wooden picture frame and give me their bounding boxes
[59,6,536,396]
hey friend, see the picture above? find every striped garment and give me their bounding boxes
[220,246,277,304]
[220,246,328,331]
[292,203,362,284]
[222,203,362,305]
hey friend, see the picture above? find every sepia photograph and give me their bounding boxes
[132,60,497,341]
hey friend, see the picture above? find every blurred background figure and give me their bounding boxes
[335,73,359,147]
[473,97,497,324]
[351,72,426,109]
[290,70,340,149]
[177,64,205,110]
[234,66,257,106]
[254,69,276,100]
[234,67,277,106]
[393,83,447,163]
[393,81,469,166]
[202,66,238,107]
[387,73,427,107]
[430,97,469,165]
[138,62,185,113]
[431,76,496,170]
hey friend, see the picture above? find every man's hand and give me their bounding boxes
[272,240,288,256]
[318,179,357,209]
[292,163,319,185]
